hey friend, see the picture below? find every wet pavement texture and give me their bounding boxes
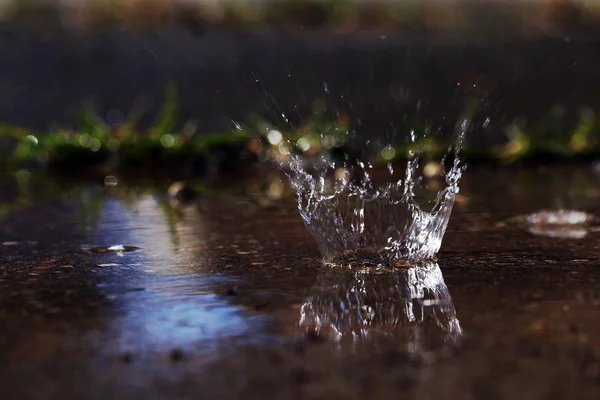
[1,165,600,399]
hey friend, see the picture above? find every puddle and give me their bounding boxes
[3,166,600,398]
[99,273,271,356]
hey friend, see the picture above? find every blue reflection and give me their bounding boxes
[85,194,269,354]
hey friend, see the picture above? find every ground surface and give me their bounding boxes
[1,164,600,399]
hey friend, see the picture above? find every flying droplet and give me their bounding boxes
[25,135,38,146]
[267,130,283,145]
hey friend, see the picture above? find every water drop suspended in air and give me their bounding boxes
[267,130,283,145]
[231,120,242,131]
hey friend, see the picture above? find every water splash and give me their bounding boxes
[279,121,468,266]
[298,262,462,352]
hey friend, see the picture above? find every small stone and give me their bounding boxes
[170,348,184,362]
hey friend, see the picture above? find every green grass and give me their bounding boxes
[254,99,600,166]
[0,84,252,174]
[1,88,600,178]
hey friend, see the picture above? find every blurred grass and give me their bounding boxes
[2,0,600,38]
[0,84,252,174]
[255,100,600,166]
[1,85,600,178]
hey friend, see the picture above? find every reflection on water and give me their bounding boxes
[298,262,462,353]
[83,193,272,355]
[104,274,265,355]
[2,172,467,357]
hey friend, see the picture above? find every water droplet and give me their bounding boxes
[409,130,416,143]
[25,135,38,146]
[160,134,176,148]
[277,142,290,155]
[296,138,311,152]
[381,145,396,161]
[90,138,101,152]
[267,130,283,145]
[78,133,93,148]
[104,175,118,187]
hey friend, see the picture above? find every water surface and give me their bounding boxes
[1,165,600,399]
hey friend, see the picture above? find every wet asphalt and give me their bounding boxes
[1,164,600,399]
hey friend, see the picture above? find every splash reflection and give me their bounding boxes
[298,262,461,352]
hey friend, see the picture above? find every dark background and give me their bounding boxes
[2,1,600,148]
